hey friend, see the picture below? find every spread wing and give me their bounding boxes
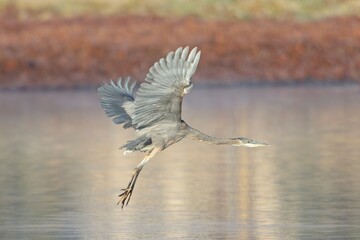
[131,46,201,129]
[98,77,138,129]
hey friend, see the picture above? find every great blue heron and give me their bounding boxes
[98,46,269,208]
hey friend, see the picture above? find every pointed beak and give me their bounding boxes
[244,141,270,148]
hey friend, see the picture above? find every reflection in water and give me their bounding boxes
[0,86,360,239]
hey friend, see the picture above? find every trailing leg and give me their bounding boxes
[117,147,160,208]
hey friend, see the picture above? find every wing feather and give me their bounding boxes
[131,46,201,129]
[98,77,138,128]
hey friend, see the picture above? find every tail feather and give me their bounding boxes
[98,77,138,128]
[121,135,152,152]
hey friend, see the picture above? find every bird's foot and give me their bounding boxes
[117,188,133,208]
[116,165,144,208]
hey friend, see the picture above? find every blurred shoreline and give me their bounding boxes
[1,14,360,90]
[1,79,359,92]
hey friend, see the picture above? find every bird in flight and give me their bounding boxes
[98,46,269,208]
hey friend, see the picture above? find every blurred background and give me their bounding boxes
[1,0,360,88]
[1,1,360,239]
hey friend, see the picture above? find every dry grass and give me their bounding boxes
[1,0,360,20]
[1,1,360,89]
[1,16,360,89]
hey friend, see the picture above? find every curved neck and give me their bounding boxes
[184,125,238,145]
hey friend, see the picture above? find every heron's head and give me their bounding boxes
[234,137,270,147]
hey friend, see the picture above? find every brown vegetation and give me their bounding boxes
[1,15,360,89]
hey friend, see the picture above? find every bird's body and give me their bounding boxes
[124,120,187,154]
[98,47,268,208]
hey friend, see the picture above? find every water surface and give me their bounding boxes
[1,86,360,239]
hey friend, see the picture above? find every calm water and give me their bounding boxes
[0,86,360,239]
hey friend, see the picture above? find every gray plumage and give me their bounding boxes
[98,46,269,208]
[121,135,152,152]
[98,77,137,128]
[133,47,200,129]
